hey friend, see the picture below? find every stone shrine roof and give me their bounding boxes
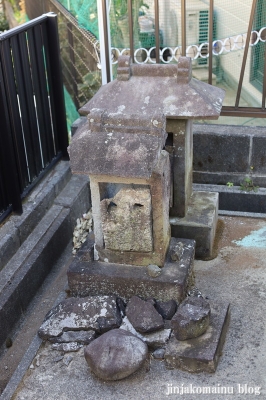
[69,57,225,179]
[79,56,225,120]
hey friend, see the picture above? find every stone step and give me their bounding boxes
[0,163,90,349]
[193,183,266,214]
[0,161,71,272]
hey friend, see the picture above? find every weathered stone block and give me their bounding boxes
[38,295,121,339]
[155,299,177,320]
[171,191,218,259]
[120,316,171,349]
[171,297,211,340]
[165,302,230,373]
[251,135,266,173]
[68,238,195,303]
[91,150,171,267]
[101,187,153,252]
[126,296,164,333]
[166,119,193,218]
[193,127,250,173]
[49,330,95,345]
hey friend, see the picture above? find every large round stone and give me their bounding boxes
[84,329,148,380]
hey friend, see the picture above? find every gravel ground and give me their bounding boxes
[9,216,266,399]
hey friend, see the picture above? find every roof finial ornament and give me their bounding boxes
[177,57,192,84]
[117,55,132,81]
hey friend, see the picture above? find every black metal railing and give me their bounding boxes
[0,12,68,222]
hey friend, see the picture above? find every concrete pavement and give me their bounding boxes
[3,214,266,400]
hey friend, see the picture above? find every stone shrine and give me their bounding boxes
[39,56,230,377]
[67,56,225,302]
[75,56,225,259]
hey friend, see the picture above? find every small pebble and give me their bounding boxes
[147,264,161,278]
[5,337,12,348]
[53,355,64,363]
[36,355,40,367]
[63,355,73,366]
[152,348,165,360]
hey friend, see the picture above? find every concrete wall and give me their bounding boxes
[193,123,266,187]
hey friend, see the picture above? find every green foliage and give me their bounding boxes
[77,71,102,105]
[114,0,128,18]
[239,177,259,192]
[226,182,234,187]
[0,13,9,32]
[114,0,149,18]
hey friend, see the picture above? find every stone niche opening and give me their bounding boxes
[99,183,153,253]
[89,148,171,267]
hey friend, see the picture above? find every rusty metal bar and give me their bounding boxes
[154,0,160,63]
[128,0,134,62]
[221,106,266,117]
[262,40,266,109]
[208,0,214,85]
[181,0,186,56]
[235,0,258,108]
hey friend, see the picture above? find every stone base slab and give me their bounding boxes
[68,237,195,303]
[170,191,218,259]
[165,301,230,373]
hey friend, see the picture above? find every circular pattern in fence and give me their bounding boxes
[110,27,266,65]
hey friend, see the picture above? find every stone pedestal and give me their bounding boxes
[68,237,195,303]
[166,119,218,259]
[171,191,219,259]
[165,301,230,373]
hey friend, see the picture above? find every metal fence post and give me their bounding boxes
[97,0,112,84]
[0,59,23,214]
[45,12,69,158]
[181,0,186,56]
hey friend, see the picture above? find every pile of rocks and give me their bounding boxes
[72,210,93,254]
[38,292,211,380]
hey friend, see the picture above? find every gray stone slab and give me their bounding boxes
[164,301,230,373]
[0,207,72,349]
[193,130,250,174]
[192,124,266,188]
[54,174,89,209]
[38,295,121,339]
[170,191,218,259]
[0,335,42,400]
[0,205,64,293]
[194,183,266,214]
[0,170,94,344]
[10,161,71,245]
[0,226,20,271]
[54,174,90,226]
[120,317,171,349]
[193,171,266,187]
[167,119,193,218]
[251,136,266,173]
[68,238,195,303]
[69,129,165,179]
